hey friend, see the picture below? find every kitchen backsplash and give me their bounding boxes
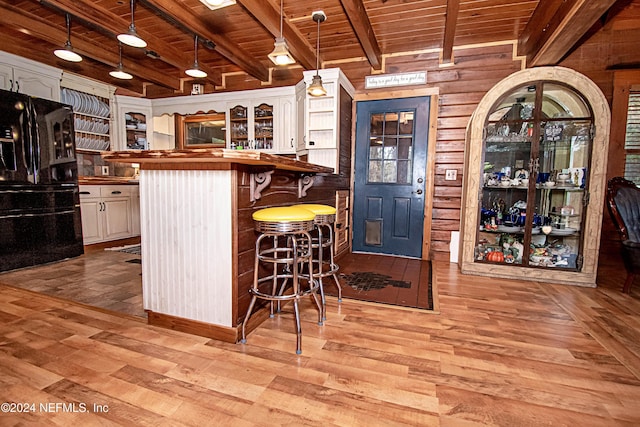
[77,151,135,177]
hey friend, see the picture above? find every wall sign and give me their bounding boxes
[365,71,427,89]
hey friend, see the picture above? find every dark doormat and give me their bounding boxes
[324,260,433,311]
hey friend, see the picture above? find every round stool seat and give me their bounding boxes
[295,204,336,223]
[253,206,316,233]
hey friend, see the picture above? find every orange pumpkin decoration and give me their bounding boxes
[486,251,504,262]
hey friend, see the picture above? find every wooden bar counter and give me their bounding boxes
[103,148,337,342]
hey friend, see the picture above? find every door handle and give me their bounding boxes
[413,189,423,195]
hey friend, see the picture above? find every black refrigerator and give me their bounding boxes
[0,88,83,272]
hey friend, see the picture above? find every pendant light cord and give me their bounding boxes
[130,0,136,27]
[194,34,199,65]
[279,0,284,37]
[315,16,321,77]
[118,42,124,67]
[65,13,71,42]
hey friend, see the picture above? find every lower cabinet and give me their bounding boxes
[79,185,140,245]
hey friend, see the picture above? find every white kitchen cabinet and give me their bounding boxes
[301,68,355,171]
[226,88,299,154]
[114,95,153,151]
[151,86,300,155]
[0,51,62,101]
[79,185,140,244]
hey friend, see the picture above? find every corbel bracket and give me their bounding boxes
[250,170,274,202]
[298,174,315,198]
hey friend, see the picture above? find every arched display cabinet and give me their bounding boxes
[459,67,611,286]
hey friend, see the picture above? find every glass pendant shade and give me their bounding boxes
[268,0,295,66]
[307,11,327,97]
[54,14,82,62]
[185,34,207,78]
[118,0,146,48]
[307,74,327,97]
[268,37,295,66]
[54,41,82,63]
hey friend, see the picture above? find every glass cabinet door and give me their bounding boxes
[253,102,273,150]
[229,105,248,149]
[125,111,148,150]
[476,82,593,270]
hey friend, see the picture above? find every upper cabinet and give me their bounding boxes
[460,67,611,287]
[0,51,61,101]
[301,68,355,171]
[114,95,152,151]
[151,86,299,155]
[60,73,115,153]
[228,100,276,150]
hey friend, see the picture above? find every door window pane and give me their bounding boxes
[367,109,415,184]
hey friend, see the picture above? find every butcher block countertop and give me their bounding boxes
[102,148,334,174]
[78,176,139,185]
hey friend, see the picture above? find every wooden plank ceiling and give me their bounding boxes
[0,0,625,96]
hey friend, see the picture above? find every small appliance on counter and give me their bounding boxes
[0,88,83,272]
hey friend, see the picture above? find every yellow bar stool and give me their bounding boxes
[240,206,323,355]
[295,203,343,321]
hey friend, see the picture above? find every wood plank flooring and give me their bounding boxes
[1,248,639,425]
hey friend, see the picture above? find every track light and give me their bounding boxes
[54,14,82,63]
[118,0,146,48]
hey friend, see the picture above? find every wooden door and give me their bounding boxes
[352,97,430,257]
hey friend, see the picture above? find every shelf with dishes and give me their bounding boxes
[62,88,111,152]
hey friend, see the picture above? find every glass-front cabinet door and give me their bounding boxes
[477,82,593,270]
[228,101,274,150]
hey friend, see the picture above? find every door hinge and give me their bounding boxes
[582,191,590,207]
[576,254,583,271]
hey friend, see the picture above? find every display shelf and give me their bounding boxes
[460,67,611,286]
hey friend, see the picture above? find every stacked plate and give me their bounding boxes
[61,88,110,118]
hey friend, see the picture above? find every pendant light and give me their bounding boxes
[267,0,295,66]
[109,43,133,80]
[118,0,147,48]
[307,11,327,97]
[54,14,82,63]
[185,35,207,78]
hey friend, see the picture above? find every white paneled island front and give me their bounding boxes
[103,148,334,342]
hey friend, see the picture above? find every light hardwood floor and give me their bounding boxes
[0,254,639,425]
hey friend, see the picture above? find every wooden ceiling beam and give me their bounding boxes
[144,0,270,82]
[41,0,222,86]
[0,3,180,90]
[237,0,317,70]
[519,0,619,66]
[339,0,382,70]
[441,0,460,64]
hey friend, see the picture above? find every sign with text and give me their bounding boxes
[365,72,427,89]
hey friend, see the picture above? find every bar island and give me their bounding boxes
[103,149,340,342]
